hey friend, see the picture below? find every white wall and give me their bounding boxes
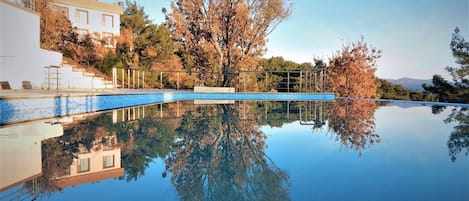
[0,2,62,89]
[53,3,121,37]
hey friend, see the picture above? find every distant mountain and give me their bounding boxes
[385,77,432,91]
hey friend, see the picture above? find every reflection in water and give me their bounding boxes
[433,107,469,162]
[118,114,177,181]
[328,100,380,154]
[24,114,124,196]
[165,104,290,200]
[0,121,63,199]
[1,100,385,200]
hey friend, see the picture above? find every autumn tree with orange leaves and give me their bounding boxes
[20,0,74,52]
[167,0,292,87]
[328,38,381,98]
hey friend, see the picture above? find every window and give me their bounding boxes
[57,6,69,18]
[77,158,90,173]
[103,155,115,168]
[102,14,114,28]
[75,9,88,24]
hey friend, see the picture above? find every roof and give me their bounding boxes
[55,168,124,188]
[52,0,123,14]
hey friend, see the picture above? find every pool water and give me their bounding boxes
[0,100,468,201]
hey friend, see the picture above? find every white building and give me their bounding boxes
[0,0,121,90]
[0,0,63,89]
[51,0,123,44]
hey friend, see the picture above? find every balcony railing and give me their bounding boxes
[112,67,329,93]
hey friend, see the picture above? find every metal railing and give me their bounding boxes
[112,67,329,93]
[0,178,39,201]
[43,65,61,90]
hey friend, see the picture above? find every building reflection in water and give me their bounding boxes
[54,135,124,189]
[0,111,128,200]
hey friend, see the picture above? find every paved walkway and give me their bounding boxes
[0,89,191,99]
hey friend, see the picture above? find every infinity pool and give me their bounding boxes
[0,99,468,201]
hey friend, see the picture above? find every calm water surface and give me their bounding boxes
[0,100,468,201]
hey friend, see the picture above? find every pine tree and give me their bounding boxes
[424,27,469,103]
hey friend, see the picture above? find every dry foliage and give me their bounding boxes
[152,55,195,88]
[21,0,73,51]
[168,0,292,87]
[328,38,381,98]
[116,28,138,67]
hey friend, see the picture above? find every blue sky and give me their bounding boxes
[105,0,468,79]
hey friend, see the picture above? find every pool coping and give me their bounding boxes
[0,91,335,125]
[0,89,186,100]
[337,97,469,108]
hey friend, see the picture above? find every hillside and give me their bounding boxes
[385,77,432,91]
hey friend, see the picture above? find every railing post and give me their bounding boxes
[323,70,326,92]
[133,69,135,89]
[320,70,323,92]
[142,71,145,89]
[265,71,268,92]
[236,72,239,92]
[47,66,51,90]
[137,70,140,89]
[112,67,117,91]
[287,72,290,93]
[56,67,59,90]
[313,72,318,92]
[160,71,163,89]
[121,68,124,88]
[300,70,302,93]
[177,72,180,90]
[127,68,130,89]
[243,72,246,92]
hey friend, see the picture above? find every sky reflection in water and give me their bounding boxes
[1,100,467,201]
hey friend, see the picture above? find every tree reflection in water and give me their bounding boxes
[327,100,380,155]
[165,104,291,201]
[433,107,469,162]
